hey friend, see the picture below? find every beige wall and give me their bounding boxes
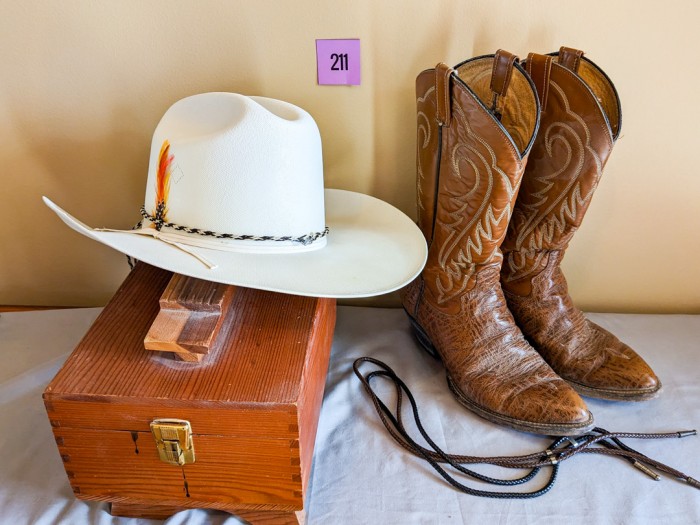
[1,0,698,313]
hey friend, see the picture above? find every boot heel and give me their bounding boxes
[404,311,440,361]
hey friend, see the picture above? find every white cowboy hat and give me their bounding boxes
[43,92,426,298]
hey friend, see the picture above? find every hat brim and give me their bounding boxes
[43,189,427,298]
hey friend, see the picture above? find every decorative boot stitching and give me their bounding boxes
[504,81,602,283]
[434,102,522,304]
[416,85,435,218]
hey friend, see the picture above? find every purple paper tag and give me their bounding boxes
[316,39,361,85]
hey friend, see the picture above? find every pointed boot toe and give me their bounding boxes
[563,322,662,401]
[571,366,662,402]
[445,371,594,436]
[497,379,594,435]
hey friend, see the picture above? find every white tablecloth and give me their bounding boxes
[1,307,699,524]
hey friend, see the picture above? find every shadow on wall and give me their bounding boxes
[367,3,456,219]
[1,1,283,305]
[0,103,150,304]
[2,87,265,305]
[365,9,557,221]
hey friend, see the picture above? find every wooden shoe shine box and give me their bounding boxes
[43,263,336,519]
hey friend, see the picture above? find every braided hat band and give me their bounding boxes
[141,206,330,246]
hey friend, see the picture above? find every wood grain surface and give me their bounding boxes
[44,262,336,514]
[55,428,303,506]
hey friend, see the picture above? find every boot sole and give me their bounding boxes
[406,311,595,436]
[566,379,663,402]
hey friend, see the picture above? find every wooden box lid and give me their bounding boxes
[44,263,336,512]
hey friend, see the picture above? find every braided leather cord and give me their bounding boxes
[354,357,699,498]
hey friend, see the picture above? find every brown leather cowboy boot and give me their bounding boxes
[501,47,661,401]
[402,50,593,435]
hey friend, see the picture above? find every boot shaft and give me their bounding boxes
[414,51,540,310]
[502,47,622,289]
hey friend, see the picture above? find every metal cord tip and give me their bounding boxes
[677,430,697,438]
[544,449,559,465]
[633,461,661,481]
[566,437,582,448]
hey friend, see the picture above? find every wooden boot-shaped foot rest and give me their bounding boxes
[144,272,235,361]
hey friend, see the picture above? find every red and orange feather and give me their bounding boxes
[153,140,174,221]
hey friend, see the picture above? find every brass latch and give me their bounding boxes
[150,419,195,466]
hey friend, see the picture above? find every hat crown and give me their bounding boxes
[143,93,326,251]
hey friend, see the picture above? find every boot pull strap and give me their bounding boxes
[526,52,554,110]
[489,49,518,120]
[435,63,453,127]
[559,46,584,73]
